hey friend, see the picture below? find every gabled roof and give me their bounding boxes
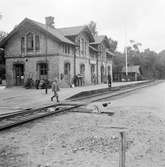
[94,35,106,44]
[90,35,110,49]
[58,25,94,42]
[122,65,140,73]
[58,26,85,36]
[0,18,75,47]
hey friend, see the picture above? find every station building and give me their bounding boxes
[0,17,114,87]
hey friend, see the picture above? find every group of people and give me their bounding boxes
[50,73,112,103]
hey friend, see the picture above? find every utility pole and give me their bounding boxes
[125,46,128,81]
[124,24,128,82]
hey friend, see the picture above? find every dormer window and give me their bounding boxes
[27,32,34,52]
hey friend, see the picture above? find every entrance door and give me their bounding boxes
[91,64,95,84]
[14,64,24,86]
[101,66,104,83]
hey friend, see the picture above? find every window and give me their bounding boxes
[85,41,87,55]
[64,63,70,75]
[21,37,25,53]
[80,64,85,74]
[26,33,34,52]
[80,38,85,55]
[63,44,70,54]
[80,38,88,56]
[35,35,40,51]
[39,63,48,75]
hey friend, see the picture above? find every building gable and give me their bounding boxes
[58,25,94,43]
[0,18,75,48]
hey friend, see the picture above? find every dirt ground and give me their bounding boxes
[0,103,165,167]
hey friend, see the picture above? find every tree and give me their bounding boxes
[113,39,165,80]
[129,40,142,53]
[88,21,97,37]
[112,51,125,73]
[0,31,7,41]
[109,38,117,53]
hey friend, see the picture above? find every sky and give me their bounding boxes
[0,0,165,53]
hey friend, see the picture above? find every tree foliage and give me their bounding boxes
[88,21,97,37]
[113,51,125,73]
[109,38,117,53]
[113,41,165,80]
[0,31,7,41]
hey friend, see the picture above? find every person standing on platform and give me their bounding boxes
[51,79,60,102]
[108,73,112,88]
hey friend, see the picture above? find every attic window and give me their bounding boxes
[21,37,25,53]
[26,32,34,52]
[63,44,70,54]
[35,35,40,51]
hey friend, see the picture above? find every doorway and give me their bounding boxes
[14,64,24,86]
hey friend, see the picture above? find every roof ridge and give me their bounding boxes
[57,25,86,29]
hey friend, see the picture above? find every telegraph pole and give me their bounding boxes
[125,46,128,81]
[124,25,128,82]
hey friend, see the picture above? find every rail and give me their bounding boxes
[0,103,83,131]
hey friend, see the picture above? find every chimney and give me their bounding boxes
[45,16,55,28]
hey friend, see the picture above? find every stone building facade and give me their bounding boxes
[0,17,114,87]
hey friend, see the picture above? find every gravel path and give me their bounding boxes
[0,104,165,167]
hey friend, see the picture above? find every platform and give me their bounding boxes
[0,81,146,114]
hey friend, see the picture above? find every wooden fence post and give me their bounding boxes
[119,131,126,167]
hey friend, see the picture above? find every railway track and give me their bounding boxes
[0,80,160,132]
[0,103,83,131]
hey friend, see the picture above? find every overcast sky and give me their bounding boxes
[0,0,165,52]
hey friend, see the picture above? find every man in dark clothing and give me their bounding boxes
[108,73,112,88]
